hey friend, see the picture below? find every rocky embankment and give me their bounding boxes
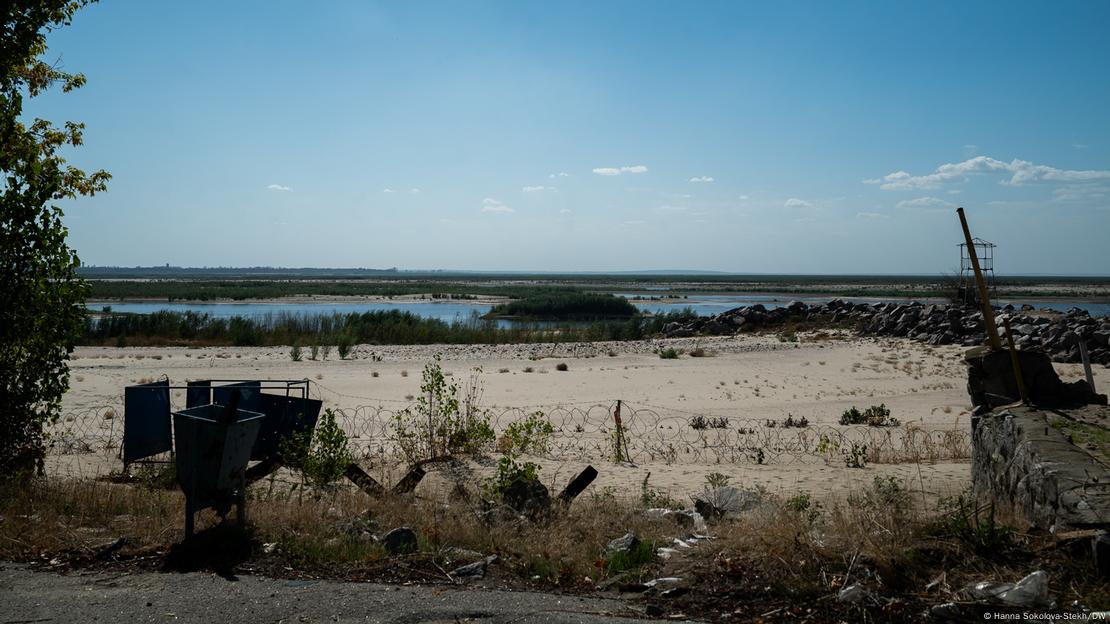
[662,300,1110,367]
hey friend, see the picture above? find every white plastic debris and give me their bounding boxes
[838,584,867,604]
[968,570,1052,608]
[999,571,1051,608]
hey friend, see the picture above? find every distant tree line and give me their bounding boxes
[81,308,699,347]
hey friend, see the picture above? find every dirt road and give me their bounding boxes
[0,563,674,623]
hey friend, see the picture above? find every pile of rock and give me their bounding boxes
[660,300,1110,366]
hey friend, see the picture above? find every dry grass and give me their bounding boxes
[3,473,1108,617]
[0,476,671,587]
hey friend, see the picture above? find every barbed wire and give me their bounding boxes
[48,396,971,475]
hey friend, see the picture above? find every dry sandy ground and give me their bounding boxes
[56,334,1109,507]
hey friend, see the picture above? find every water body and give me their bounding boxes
[89,295,1110,322]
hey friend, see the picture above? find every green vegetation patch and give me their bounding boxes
[1051,417,1110,462]
[484,292,637,321]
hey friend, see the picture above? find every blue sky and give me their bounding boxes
[34,1,1110,274]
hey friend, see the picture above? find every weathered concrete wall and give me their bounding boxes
[972,406,1110,530]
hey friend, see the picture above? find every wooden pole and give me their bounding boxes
[1003,317,1029,405]
[1079,340,1096,392]
[957,207,1002,350]
[613,400,624,463]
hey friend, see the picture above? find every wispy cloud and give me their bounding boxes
[784,198,812,208]
[689,176,714,183]
[866,156,1110,190]
[382,188,396,194]
[266,184,292,192]
[593,165,648,176]
[1054,184,1110,202]
[549,172,570,179]
[522,185,554,192]
[738,194,750,201]
[856,211,890,220]
[656,204,689,213]
[480,197,514,214]
[559,208,573,214]
[410,188,422,194]
[895,196,956,210]
[622,219,647,225]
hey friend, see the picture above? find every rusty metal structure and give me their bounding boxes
[958,235,996,304]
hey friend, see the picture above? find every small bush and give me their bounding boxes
[337,334,353,359]
[839,403,899,427]
[290,342,303,362]
[689,347,707,357]
[640,473,681,509]
[843,442,868,468]
[555,362,568,372]
[690,415,729,430]
[391,359,495,462]
[606,539,655,574]
[278,409,353,490]
[501,411,554,455]
[483,454,541,499]
[935,492,1017,555]
[309,344,320,360]
[658,348,679,359]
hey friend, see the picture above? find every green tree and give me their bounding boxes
[2,1,109,479]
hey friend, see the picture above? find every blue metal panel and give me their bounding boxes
[250,394,323,460]
[186,380,211,409]
[212,381,262,413]
[123,380,171,464]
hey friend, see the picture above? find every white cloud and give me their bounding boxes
[593,165,648,176]
[866,156,1110,190]
[856,211,890,220]
[689,176,714,183]
[784,198,812,208]
[549,172,570,179]
[410,188,422,194]
[622,219,646,225]
[382,188,396,194]
[266,184,292,192]
[559,208,573,214]
[895,196,956,210]
[480,197,514,214]
[738,194,750,201]
[523,185,554,192]
[1054,184,1110,202]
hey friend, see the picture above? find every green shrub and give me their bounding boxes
[279,409,352,490]
[392,358,494,462]
[606,539,654,574]
[843,442,868,468]
[483,454,541,499]
[555,362,568,371]
[336,334,353,359]
[658,347,679,359]
[839,403,899,427]
[640,473,681,509]
[936,492,1017,555]
[502,411,554,455]
[290,342,303,362]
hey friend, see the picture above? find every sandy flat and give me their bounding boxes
[55,334,1108,505]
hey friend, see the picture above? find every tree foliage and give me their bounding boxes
[1,1,109,479]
